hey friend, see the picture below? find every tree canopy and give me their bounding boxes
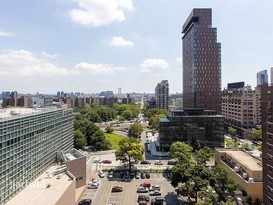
[252,129,262,141]
[228,127,237,138]
[115,137,144,172]
[128,123,143,137]
[168,142,238,204]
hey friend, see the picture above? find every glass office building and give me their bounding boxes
[158,108,224,151]
[0,108,73,204]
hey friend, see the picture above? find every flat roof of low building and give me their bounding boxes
[6,165,74,205]
[159,118,170,123]
[218,149,262,171]
[0,108,58,121]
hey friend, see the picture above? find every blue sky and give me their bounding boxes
[0,0,273,94]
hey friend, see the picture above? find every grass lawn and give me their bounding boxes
[105,133,125,149]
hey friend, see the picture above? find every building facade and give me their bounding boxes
[222,82,261,138]
[155,80,169,110]
[257,69,268,89]
[182,8,221,113]
[261,85,273,205]
[215,149,263,202]
[158,108,224,151]
[0,108,74,204]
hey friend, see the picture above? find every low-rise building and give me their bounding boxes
[158,108,224,151]
[6,149,93,205]
[215,149,263,201]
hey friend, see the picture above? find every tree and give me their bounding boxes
[252,129,262,141]
[168,141,194,164]
[228,127,237,138]
[213,166,239,199]
[128,123,143,137]
[241,143,253,151]
[149,114,166,130]
[197,187,218,205]
[90,130,112,150]
[121,109,133,120]
[195,147,214,165]
[105,126,114,133]
[220,199,237,205]
[115,137,144,172]
[191,138,201,151]
[74,130,87,149]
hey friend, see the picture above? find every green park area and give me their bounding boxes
[105,133,125,150]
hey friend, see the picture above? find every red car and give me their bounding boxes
[140,182,151,188]
[102,159,112,164]
[111,186,123,192]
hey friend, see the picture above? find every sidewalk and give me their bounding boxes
[150,133,168,157]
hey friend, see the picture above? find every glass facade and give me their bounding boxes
[158,109,224,151]
[182,9,221,113]
[0,108,73,204]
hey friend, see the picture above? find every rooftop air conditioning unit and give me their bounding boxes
[242,173,248,179]
[248,177,254,182]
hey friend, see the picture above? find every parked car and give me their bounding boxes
[137,195,150,202]
[88,183,99,189]
[137,186,149,193]
[140,160,151,164]
[151,196,164,205]
[146,173,151,179]
[78,198,92,205]
[102,159,112,164]
[93,159,102,163]
[149,185,160,191]
[164,172,171,181]
[154,160,164,165]
[88,179,100,188]
[149,190,161,196]
[140,182,151,188]
[98,170,105,178]
[111,186,123,192]
[167,160,177,165]
[135,171,141,179]
[107,171,114,180]
[141,172,146,179]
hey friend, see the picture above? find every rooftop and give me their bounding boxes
[6,165,74,205]
[219,149,262,172]
[0,108,58,121]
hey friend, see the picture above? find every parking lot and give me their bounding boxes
[80,173,179,205]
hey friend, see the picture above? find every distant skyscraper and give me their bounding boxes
[257,69,268,89]
[270,67,273,85]
[155,80,169,110]
[182,8,221,113]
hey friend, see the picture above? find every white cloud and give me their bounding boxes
[176,57,182,64]
[74,62,129,74]
[0,49,69,76]
[69,0,134,27]
[140,58,169,73]
[41,51,59,59]
[110,36,135,47]
[0,31,12,37]
[74,62,114,74]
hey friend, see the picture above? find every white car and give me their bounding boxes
[149,184,161,191]
[137,186,149,193]
[154,160,164,165]
[98,171,105,178]
[88,179,100,185]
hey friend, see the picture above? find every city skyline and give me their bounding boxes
[0,0,273,94]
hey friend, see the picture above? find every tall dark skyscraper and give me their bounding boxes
[182,8,221,113]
